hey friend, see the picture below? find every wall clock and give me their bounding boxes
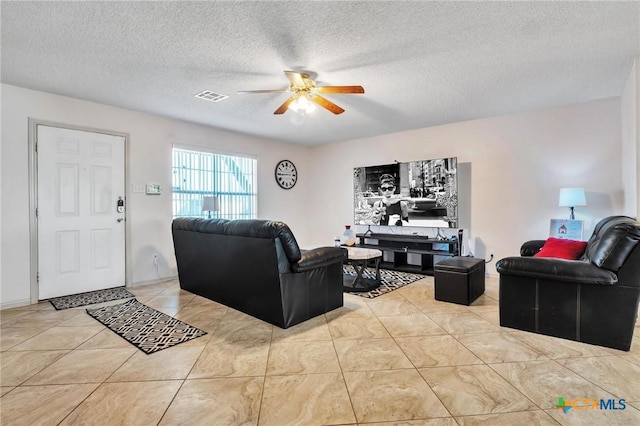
[275,160,297,189]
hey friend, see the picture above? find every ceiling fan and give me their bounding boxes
[239,70,364,115]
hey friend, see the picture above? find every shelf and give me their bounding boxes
[355,232,458,275]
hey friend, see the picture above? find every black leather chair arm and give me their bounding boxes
[520,240,546,257]
[292,247,347,273]
[496,257,617,285]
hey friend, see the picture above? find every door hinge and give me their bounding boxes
[36,273,39,283]
[35,142,38,152]
[35,208,38,217]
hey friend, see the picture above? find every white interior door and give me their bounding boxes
[37,125,125,299]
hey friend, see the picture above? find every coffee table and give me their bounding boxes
[343,247,383,292]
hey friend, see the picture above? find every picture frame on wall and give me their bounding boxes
[549,219,584,240]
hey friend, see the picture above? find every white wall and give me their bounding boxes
[0,84,631,307]
[1,84,311,307]
[621,57,639,218]
[307,98,624,274]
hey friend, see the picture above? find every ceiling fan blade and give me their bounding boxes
[284,70,306,88]
[274,96,297,114]
[238,89,288,94]
[311,95,345,115]
[316,85,365,94]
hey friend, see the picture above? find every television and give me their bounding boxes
[353,157,458,228]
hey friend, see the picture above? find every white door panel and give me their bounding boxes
[37,126,125,299]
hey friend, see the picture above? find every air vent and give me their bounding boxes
[195,90,228,102]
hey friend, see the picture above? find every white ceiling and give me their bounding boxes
[2,1,639,146]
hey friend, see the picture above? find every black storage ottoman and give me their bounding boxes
[434,257,485,305]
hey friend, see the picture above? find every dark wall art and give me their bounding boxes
[354,157,458,228]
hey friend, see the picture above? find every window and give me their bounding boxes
[172,147,257,219]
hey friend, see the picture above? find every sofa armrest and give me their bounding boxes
[292,247,347,273]
[496,256,617,285]
[520,240,546,257]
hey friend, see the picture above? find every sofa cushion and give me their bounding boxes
[586,223,640,272]
[533,238,587,260]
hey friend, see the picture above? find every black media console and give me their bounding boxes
[355,233,459,275]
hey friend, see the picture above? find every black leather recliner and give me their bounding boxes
[496,216,640,351]
[172,218,347,328]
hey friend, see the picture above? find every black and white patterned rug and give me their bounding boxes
[86,299,207,354]
[49,287,135,310]
[343,266,426,299]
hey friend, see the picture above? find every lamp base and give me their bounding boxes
[569,207,575,220]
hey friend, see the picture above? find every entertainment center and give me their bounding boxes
[354,233,459,275]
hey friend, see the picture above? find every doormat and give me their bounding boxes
[86,298,206,354]
[49,286,135,310]
[343,265,426,299]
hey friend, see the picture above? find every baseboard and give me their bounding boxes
[1,299,32,310]
[128,275,178,287]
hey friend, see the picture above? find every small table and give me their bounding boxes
[343,247,383,292]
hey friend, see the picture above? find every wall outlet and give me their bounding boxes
[153,253,159,265]
[490,249,495,256]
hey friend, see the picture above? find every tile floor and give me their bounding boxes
[1,276,640,425]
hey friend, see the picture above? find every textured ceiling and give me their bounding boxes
[2,1,639,146]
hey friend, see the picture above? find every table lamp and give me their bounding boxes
[201,196,219,219]
[559,187,586,220]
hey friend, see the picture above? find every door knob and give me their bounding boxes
[117,218,124,222]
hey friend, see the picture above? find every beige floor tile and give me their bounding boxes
[327,316,391,340]
[144,293,196,310]
[466,295,499,311]
[363,419,458,426]
[558,356,640,400]
[489,360,617,409]
[173,305,227,330]
[428,312,500,334]
[414,298,472,314]
[0,383,99,426]
[325,296,376,320]
[61,381,181,425]
[366,294,422,316]
[108,345,205,382]
[267,340,341,375]
[419,365,537,416]
[0,386,14,396]
[334,338,413,371]
[75,329,135,349]
[9,326,104,351]
[260,373,356,426]
[455,410,559,425]
[378,313,448,337]
[545,405,640,425]
[161,377,262,425]
[396,335,482,367]
[189,342,269,378]
[1,328,46,351]
[209,317,273,345]
[475,310,500,326]
[508,330,614,359]
[344,369,449,423]
[0,310,31,323]
[57,312,104,327]
[271,315,333,342]
[622,354,640,367]
[24,348,135,385]
[455,332,547,363]
[1,350,69,386]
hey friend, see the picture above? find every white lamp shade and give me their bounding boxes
[559,187,586,207]
[202,196,219,212]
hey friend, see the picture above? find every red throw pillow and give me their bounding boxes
[533,237,587,260]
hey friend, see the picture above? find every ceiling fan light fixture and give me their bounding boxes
[290,93,315,115]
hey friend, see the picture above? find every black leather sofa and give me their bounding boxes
[496,216,640,351]
[172,217,347,328]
